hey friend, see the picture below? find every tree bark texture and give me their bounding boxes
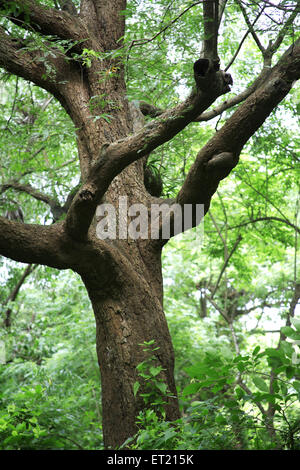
[0,0,299,448]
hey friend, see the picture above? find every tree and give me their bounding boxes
[0,0,299,448]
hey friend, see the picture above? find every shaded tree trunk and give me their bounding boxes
[81,243,179,447]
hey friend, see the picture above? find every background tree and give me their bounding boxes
[0,0,299,448]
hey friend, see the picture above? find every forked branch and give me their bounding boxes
[65,61,233,241]
[176,38,300,215]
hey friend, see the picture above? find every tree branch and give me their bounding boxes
[0,0,86,49]
[207,295,230,322]
[65,63,233,241]
[139,64,273,125]
[0,24,89,128]
[228,216,300,234]
[218,0,228,26]
[210,233,242,298]
[176,38,300,212]
[0,218,70,268]
[225,3,265,71]
[0,181,66,222]
[236,0,266,55]
[202,0,220,63]
[2,263,37,327]
[138,101,165,118]
[127,1,203,48]
[0,180,80,222]
[266,2,300,57]
[1,181,57,206]
[0,25,70,100]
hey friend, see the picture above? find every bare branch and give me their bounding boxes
[0,181,66,222]
[3,263,37,327]
[236,0,266,55]
[266,3,300,56]
[128,1,203,48]
[259,1,297,13]
[1,181,57,206]
[3,264,36,307]
[218,0,228,26]
[225,3,265,71]
[0,180,80,222]
[207,295,230,322]
[228,216,300,234]
[210,232,242,299]
[140,65,273,125]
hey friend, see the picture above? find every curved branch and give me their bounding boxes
[0,25,70,100]
[0,180,80,222]
[139,64,272,124]
[176,37,300,214]
[229,216,300,234]
[1,181,57,206]
[0,24,88,127]
[128,1,203,48]
[0,0,86,50]
[0,218,69,268]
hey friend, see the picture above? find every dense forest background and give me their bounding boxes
[0,0,299,450]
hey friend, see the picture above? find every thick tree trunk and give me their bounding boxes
[81,243,179,448]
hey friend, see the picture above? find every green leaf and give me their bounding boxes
[155,382,168,395]
[280,341,294,357]
[281,327,300,341]
[265,348,284,359]
[285,366,295,379]
[149,366,162,377]
[182,382,201,396]
[133,381,140,397]
[235,387,245,400]
[291,318,300,332]
[162,428,177,442]
[292,381,300,392]
[215,415,227,424]
[185,363,210,379]
[237,363,246,372]
[252,376,269,392]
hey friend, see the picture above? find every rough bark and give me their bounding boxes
[0,0,299,449]
[80,242,179,448]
